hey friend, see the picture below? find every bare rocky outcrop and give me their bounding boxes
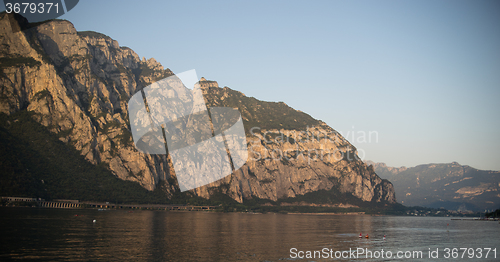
[194,85,396,204]
[372,161,499,210]
[0,13,396,204]
[0,13,173,192]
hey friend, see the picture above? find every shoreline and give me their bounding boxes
[285,212,366,215]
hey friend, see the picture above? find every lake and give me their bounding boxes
[0,207,498,261]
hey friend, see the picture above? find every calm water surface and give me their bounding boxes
[0,207,499,261]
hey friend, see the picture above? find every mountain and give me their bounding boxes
[367,161,500,211]
[0,13,396,207]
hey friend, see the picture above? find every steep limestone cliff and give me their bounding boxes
[0,13,174,193]
[0,13,396,205]
[195,83,395,203]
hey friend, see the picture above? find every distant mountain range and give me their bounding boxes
[367,161,500,211]
[0,13,396,208]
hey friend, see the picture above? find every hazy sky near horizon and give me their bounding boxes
[4,0,500,170]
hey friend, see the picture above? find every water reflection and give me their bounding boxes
[1,208,499,261]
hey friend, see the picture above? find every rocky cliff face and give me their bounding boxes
[371,161,499,210]
[196,83,395,204]
[365,161,408,179]
[0,13,395,205]
[0,13,174,193]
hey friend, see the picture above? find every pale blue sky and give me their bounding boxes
[5,0,500,170]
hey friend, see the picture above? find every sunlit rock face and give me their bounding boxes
[0,13,396,204]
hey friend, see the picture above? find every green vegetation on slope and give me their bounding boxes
[0,56,41,71]
[0,111,214,205]
[485,209,500,218]
[203,86,322,133]
[77,31,113,40]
